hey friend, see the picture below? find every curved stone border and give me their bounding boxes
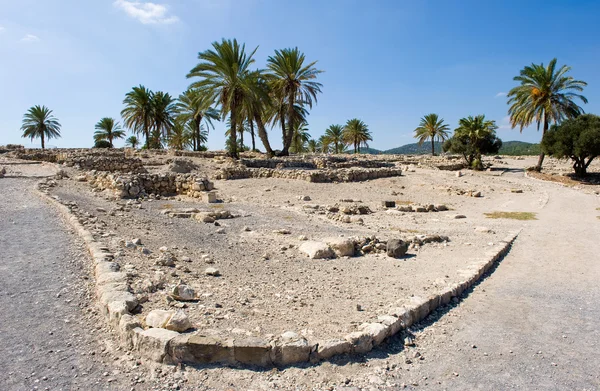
[37,184,520,368]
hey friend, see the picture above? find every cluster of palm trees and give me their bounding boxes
[285,118,373,154]
[19,53,588,172]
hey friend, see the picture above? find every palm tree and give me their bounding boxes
[94,117,125,148]
[121,85,153,148]
[21,105,61,149]
[290,121,311,153]
[507,58,587,171]
[187,38,257,159]
[266,47,323,156]
[175,89,219,151]
[149,91,176,148]
[324,124,344,154]
[242,72,275,156]
[343,119,372,153]
[125,135,139,149]
[167,122,197,150]
[307,139,319,153]
[414,113,450,156]
[453,115,499,169]
[318,135,331,153]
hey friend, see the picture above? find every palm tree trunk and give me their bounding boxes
[229,103,238,159]
[249,120,256,151]
[431,138,435,156]
[239,121,244,149]
[535,118,549,172]
[282,94,295,155]
[254,113,273,157]
[109,134,113,148]
[41,133,45,149]
[278,118,288,156]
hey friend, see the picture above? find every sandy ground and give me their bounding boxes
[1,154,599,390]
[46,156,544,342]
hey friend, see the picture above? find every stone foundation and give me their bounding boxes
[215,166,404,182]
[86,172,215,198]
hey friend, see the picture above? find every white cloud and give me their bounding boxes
[20,34,40,43]
[495,92,507,98]
[114,0,179,24]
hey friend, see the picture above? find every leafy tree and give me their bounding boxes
[343,118,372,153]
[21,105,61,149]
[323,124,345,154]
[541,114,600,176]
[94,117,125,148]
[414,113,450,156]
[175,89,219,151]
[443,115,502,170]
[507,58,587,171]
[188,38,257,159]
[266,47,323,156]
[121,85,153,148]
[93,140,112,149]
[125,135,139,149]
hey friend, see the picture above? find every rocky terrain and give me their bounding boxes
[1,150,599,390]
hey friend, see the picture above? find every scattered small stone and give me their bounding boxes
[205,267,220,276]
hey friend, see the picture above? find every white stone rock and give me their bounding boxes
[299,241,335,259]
[325,237,355,257]
[146,309,175,328]
[164,310,192,332]
[205,267,220,276]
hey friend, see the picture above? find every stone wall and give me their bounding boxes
[87,172,214,198]
[8,148,145,172]
[214,166,403,182]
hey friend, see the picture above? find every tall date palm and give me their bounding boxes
[94,117,125,148]
[343,118,372,154]
[187,38,257,159]
[507,58,587,171]
[414,113,450,156]
[21,105,61,149]
[121,85,153,148]
[324,124,344,154]
[266,47,322,156]
[175,89,219,151]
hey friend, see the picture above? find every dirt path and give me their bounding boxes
[0,175,134,390]
[399,175,600,390]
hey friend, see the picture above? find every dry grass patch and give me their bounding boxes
[159,203,174,210]
[484,211,537,220]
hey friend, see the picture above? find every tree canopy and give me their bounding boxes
[21,105,61,149]
[541,114,600,176]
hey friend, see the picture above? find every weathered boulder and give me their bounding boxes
[165,310,193,332]
[387,239,409,258]
[170,284,196,301]
[325,237,355,257]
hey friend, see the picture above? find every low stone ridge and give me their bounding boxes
[86,172,215,198]
[214,166,403,183]
[8,148,146,172]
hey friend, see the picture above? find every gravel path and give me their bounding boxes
[406,177,600,390]
[0,176,132,391]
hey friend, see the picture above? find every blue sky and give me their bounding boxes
[1,0,599,150]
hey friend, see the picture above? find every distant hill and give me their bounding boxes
[498,141,540,156]
[359,140,540,156]
[383,142,443,155]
